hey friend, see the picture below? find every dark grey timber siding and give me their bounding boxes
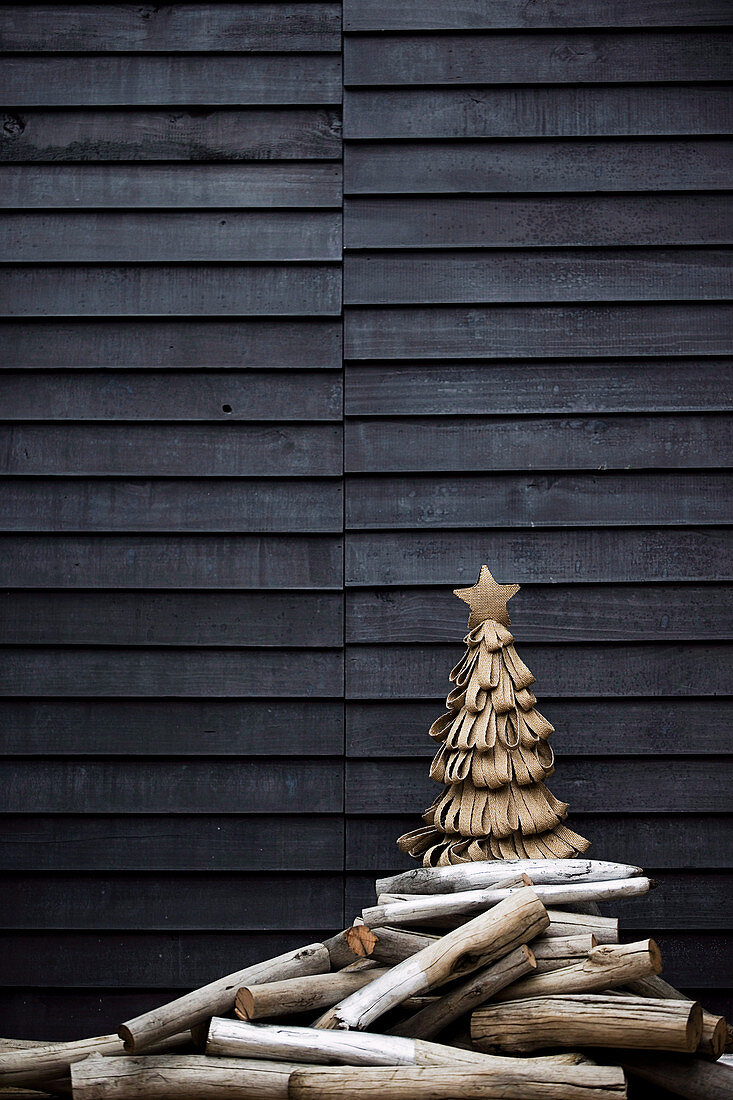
[1,1,731,1041]
[342,0,733,1024]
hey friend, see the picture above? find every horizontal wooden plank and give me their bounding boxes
[0,534,343,588]
[0,814,345,871]
[1,699,343,755]
[0,264,341,317]
[346,700,731,756]
[345,757,732,813]
[0,761,344,812]
[0,55,342,106]
[345,304,733,359]
[346,472,733,529]
[345,86,733,139]
[1,211,341,262]
[0,108,342,161]
[345,249,732,305]
[345,139,733,194]
[0,931,342,987]
[0,4,342,51]
[0,319,342,369]
[346,814,733,870]
[345,196,733,249]
[346,32,732,85]
[0,874,344,930]
[0,423,342,476]
[0,647,344,697]
[344,0,733,30]
[0,162,342,208]
[345,360,732,416]
[346,414,731,472]
[347,584,733,643]
[346,528,732,585]
[0,591,343,648]
[346,642,733,698]
[0,478,342,532]
[0,370,342,421]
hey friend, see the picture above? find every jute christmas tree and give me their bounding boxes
[398,566,590,866]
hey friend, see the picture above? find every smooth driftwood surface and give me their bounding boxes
[288,1062,628,1099]
[118,942,330,1053]
[0,1031,189,1090]
[626,973,728,1059]
[71,1053,299,1100]
[323,926,378,969]
[493,939,661,1002]
[533,934,597,958]
[377,859,642,896]
[472,994,703,1053]
[389,945,536,1039]
[546,910,619,943]
[235,969,389,1021]
[368,927,441,966]
[365,879,651,927]
[620,1052,733,1100]
[316,888,549,1031]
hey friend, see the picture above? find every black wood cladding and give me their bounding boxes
[2,2,731,1040]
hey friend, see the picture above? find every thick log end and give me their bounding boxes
[117,1024,134,1054]
[234,988,254,1022]
[345,925,378,959]
[648,939,663,975]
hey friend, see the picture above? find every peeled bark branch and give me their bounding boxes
[546,910,618,944]
[368,927,441,966]
[493,940,661,1002]
[235,969,389,1021]
[377,859,642,896]
[71,1053,297,1099]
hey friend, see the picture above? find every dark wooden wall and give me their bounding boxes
[0,1,731,1039]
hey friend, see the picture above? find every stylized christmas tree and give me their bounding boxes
[398,566,590,866]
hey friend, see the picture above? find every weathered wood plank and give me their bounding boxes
[346,31,733,85]
[345,528,731,585]
[346,642,733,697]
[346,584,733,643]
[346,815,733,871]
[345,86,733,139]
[345,415,731,472]
[0,760,344,812]
[0,264,340,317]
[345,699,732,755]
[345,139,733,193]
[345,757,732,813]
[1,211,341,262]
[345,360,732,416]
[345,196,733,248]
[0,814,345,871]
[0,647,344,697]
[0,534,343,588]
[0,699,343,756]
[0,163,342,208]
[0,55,342,105]
[0,874,344,930]
[345,304,733,358]
[0,370,342,421]
[0,319,342,368]
[0,423,342,476]
[0,478,342,532]
[0,108,342,161]
[0,591,343,647]
[345,249,732,305]
[346,472,732,528]
[0,4,342,51]
[344,0,733,30]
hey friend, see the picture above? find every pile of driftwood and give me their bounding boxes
[1,859,730,1100]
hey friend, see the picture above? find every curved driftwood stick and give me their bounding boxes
[472,994,703,1053]
[626,973,728,1060]
[288,1062,627,1099]
[235,969,389,1021]
[316,888,549,1031]
[546,910,618,944]
[493,939,661,1002]
[620,1053,733,1100]
[389,945,536,1039]
[377,859,643,896]
[118,942,330,1053]
[71,1052,299,1099]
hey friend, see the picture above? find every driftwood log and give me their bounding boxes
[118,942,330,1053]
[71,1053,297,1100]
[619,1052,733,1100]
[472,994,703,1053]
[493,940,661,1002]
[626,973,728,1060]
[368,927,440,966]
[316,888,549,1031]
[235,969,389,1021]
[377,859,642,896]
[323,927,378,969]
[389,945,536,1039]
[546,910,618,943]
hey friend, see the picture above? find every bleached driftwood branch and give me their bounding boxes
[71,1052,296,1099]
[626,973,728,1060]
[235,969,389,1021]
[493,939,661,1002]
[377,859,643,896]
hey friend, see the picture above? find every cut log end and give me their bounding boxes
[116,1025,133,1054]
[345,925,379,959]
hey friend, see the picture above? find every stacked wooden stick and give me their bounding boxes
[1,859,730,1100]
